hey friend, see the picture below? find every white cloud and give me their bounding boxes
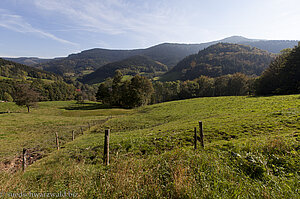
[0,9,77,46]
[31,0,205,43]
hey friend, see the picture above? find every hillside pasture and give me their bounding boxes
[0,95,299,198]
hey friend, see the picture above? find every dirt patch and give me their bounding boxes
[0,148,44,173]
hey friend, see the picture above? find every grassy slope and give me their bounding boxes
[0,101,130,160]
[0,96,299,198]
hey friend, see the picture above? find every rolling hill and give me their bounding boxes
[3,57,55,67]
[4,36,298,79]
[161,43,274,81]
[35,43,203,77]
[0,58,60,81]
[80,55,168,84]
[0,95,299,198]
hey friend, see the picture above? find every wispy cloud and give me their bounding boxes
[0,9,77,46]
[32,0,202,43]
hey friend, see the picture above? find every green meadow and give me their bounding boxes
[0,95,299,198]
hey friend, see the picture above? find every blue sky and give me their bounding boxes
[0,0,299,58]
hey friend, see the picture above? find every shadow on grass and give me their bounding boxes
[62,102,111,110]
[247,93,300,98]
[0,111,22,114]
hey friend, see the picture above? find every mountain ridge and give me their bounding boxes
[161,43,275,81]
[2,36,298,78]
[80,55,168,84]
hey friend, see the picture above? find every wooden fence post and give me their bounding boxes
[22,148,27,171]
[103,129,110,165]
[194,127,197,149]
[199,121,204,148]
[72,130,75,141]
[81,127,83,134]
[55,132,60,150]
[88,122,91,130]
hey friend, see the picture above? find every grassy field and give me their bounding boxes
[0,101,130,161]
[0,95,299,198]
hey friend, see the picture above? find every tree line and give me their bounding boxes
[0,79,75,102]
[96,43,299,108]
[152,73,254,103]
[96,70,153,108]
[96,71,254,108]
[1,43,298,111]
[255,43,300,95]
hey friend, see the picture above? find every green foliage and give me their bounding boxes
[0,80,16,101]
[0,79,76,102]
[256,44,300,95]
[34,38,298,78]
[14,83,40,112]
[4,57,52,66]
[162,43,274,81]
[126,75,154,107]
[96,72,154,108]
[37,44,202,78]
[0,59,78,102]
[80,55,168,84]
[0,58,60,81]
[152,73,254,103]
[2,92,13,102]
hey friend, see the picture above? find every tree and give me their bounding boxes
[3,92,13,102]
[195,76,215,97]
[227,73,249,96]
[95,74,154,108]
[111,70,123,106]
[126,75,154,108]
[255,45,300,95]
[96,81,111,104]
[179,80,199,99]
[75,91,84,104]
[14,84,40,112]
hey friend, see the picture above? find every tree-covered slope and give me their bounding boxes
[0,58,60,81]
[161,43,274,81]
[256,43,300,95]
[8,36,297,79]
[3,57,54,66]
[80,55,168,84]
[38,44,202,77]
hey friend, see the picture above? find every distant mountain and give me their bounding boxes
[4,36,298,78]
[0,58,60,81]
[80,55,168,84]
[37,43,203,77]
[3,57,55,66]
[161,43,275,81]
[239,40,299,54]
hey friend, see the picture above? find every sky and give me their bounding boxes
[0,0,300,58]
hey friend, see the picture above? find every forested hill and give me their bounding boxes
[36,43,203,77]
[80,55,168,84]
[0,58,60,81]
[256,43,300,95]
[5,36,298,78]
[161,43,274,81]
[3,57,54,66]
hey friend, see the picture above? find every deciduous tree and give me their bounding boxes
[14,84,40,112]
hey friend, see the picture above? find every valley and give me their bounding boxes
[0,36,299,198]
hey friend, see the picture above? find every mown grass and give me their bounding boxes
[0,95,299,198]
